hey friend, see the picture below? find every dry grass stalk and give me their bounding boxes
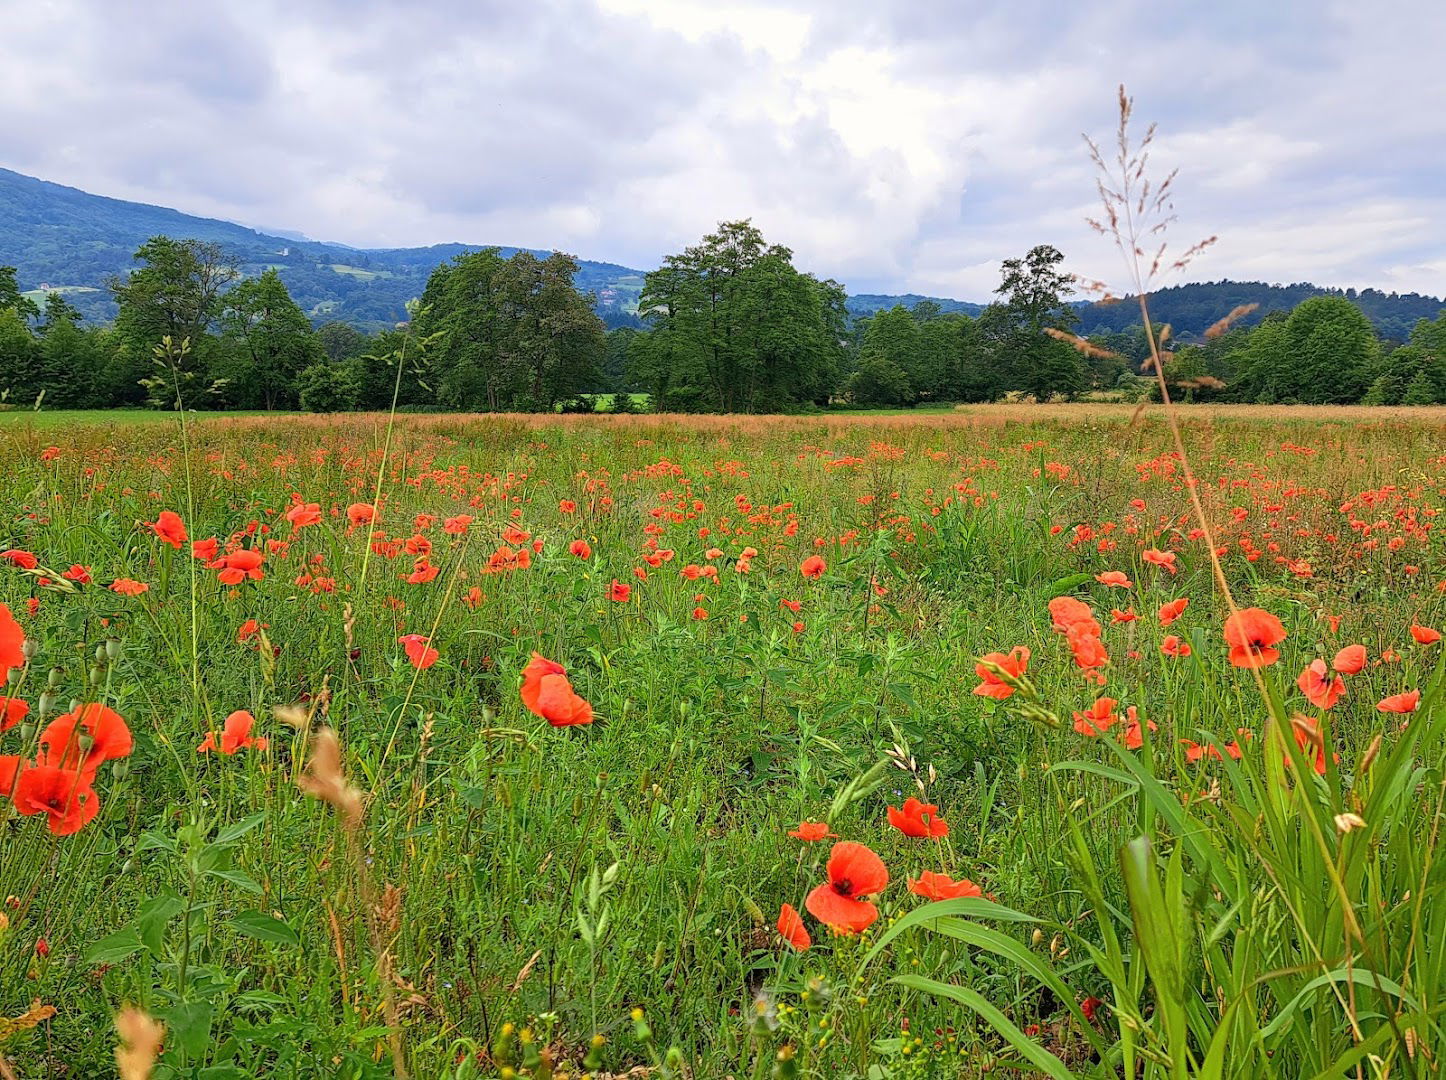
[297,727,363,829]
[1204,303,1260,340]
[115,1007,164,1080]
[1043,326,1119,360]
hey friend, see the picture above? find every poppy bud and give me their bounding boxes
[21,638,39,661]
[105,638,123,662]
[68,698,80,713]
[89,666,103,688]
[35,937,49,957]
[47,667,62,688]
[112,760,129,781]
[78,732,94,754]
[94,642,107,664]
[37,691,56,718]
[19,721,36,742]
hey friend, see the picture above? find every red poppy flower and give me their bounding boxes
[1048,596,1094,633]
[61,564,92,584]
[1161,635,1191,658]
[887,796,949,838]
[520,653,593,727]
[37,704,133,778]
[1222,608,1287,669]
[347,503,376,526]
[12,765,100,835]
[1410,625,1441,645]
[1377,689,1420,714]
[1120,708,1156,750]
[1158,598,1189,627]
[214,548,265,585]
[1332,644,1367,675]
[1,549,39,569]
[799,555,826,579]
[191,537,219,560]
[1142,548,1178,574]
[1,696,30,732]
[198,710,269,754]
[776,903,810,950]
[908,871,982,900]
[1297,660,1345,710]
[1072,696,1119,736]
[443,514,472,535]
[110,578,149,596]
[237,618,261,643]
[1289,716,1336,775]
[1111,608,1139,624]
[285,502,322,529]
[569,539,592,559]
[0,754,20,796]
[0,603,25,676]
[1095,571,1131,587]
[608,579,632,603]
[788,821,835,842]
[145,510,188,549]
[804,841,889,934]
[558,499,578,514]
[973,646,1029,699]
[398,634,439,670]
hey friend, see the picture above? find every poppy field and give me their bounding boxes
[2,404,1446,1078]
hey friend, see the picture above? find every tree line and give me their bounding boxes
[2,223,1443,413]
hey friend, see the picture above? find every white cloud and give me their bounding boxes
[0,0,1442,298]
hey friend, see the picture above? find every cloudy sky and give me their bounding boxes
[3,0,1442,300]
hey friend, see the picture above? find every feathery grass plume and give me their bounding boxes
[296,726,362,829]
[1204,302,1260,340]
[1043,326,1119,360]
[114,1007,164,1080]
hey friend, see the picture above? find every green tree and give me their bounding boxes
[110,237,240,407]
[33,293,104,407]
[216,269,320,409]
[1402,369,1438,405]
[987,245,1086,400]
[0,307,37,405]
[633,220,844,412]
[0,266,40,323]
[1232,297,1376,403]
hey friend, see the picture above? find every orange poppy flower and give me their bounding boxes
[1,696,29,732]
[1,549,39,569]
[0,603,25,677]
[1095,571,1131,588]
[1377,689,1420,714]
[908,871,982,900]
[1161,635,1191,658]
[12,766,100,835]
[0,754,19,796]
[1222,608,1287,669]
[1332,644,1367,675]
[1072,696,1120,736]
[804,841,888,934]
[1297,660,1345,710]
[191,537,219,560]
[887,796,949,838]
[788,821,835,842]
[198,710,269,754]
[347,503,376,526]
[398,634,439,670]
[1410,625,1441,645]
[285,502,322,529]
[214,549,265,585]
[37,704,133,779]
[799,555,826,579]
[110,579,149,596]
[569,540,592,559]
[520,653,593,727]
[608,579,632,603]
[776,903,810,951]
[1158,598,1189,627]
[1142,548,1178,574]
[1048,596,1094,633]
[146,510,188,549]
[973,646,1029,699]
[1110,608,1138,624]
[1120,708,1156,750]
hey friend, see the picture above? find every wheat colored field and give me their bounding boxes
[2,405,1444,1079]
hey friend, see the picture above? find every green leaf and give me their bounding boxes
[85,927,145,965]
[230,910,299,947]
[137,892,185,957]
[1039,572,1093,600]
[214,811,267,846]
[206,868,263,895]
[891,974,1077,1080]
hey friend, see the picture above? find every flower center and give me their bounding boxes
[832,878,853,896]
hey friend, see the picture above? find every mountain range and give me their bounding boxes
[1,166,1441,339]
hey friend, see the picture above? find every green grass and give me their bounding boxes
[0,408,1443,1078]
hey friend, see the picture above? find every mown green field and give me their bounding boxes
[1,406,1444,1079]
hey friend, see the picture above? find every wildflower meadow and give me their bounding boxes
[3,400,1446,1078]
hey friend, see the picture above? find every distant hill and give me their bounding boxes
[0,167,647,332]
[2,167,1440,339]
[1073,281,1444,343]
